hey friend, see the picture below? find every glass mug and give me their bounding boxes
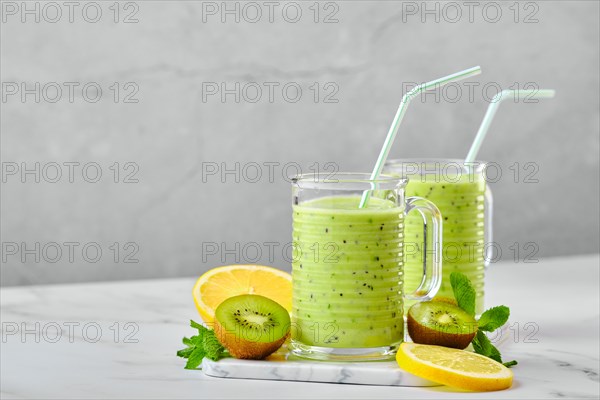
[289,173,443,361]
[384,159,493,315]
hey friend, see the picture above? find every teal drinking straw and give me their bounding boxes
[464,89,556,164]
[359,66,482,208]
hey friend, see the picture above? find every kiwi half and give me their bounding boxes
[431,296,459,306]
[407,301,478,349]
[214,294,290,359]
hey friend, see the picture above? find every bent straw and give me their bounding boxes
[464,89,555,164]
[359,66,482,208]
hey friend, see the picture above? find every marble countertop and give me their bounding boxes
[1,255,599,399]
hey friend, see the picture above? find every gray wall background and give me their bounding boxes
[1,1,599,286]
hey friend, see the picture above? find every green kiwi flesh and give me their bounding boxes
[407,301,478,349]
[215,294,290,359]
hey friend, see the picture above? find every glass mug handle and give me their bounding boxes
[403,196,443,301]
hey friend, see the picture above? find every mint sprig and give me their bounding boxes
[177,320,228,369]
[450,272,518,368]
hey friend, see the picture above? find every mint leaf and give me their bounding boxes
[450,272,476,316]
[183,334,202,347]
[177,335,201,363]
[177,319,229,369]
[190,319,207,332]
[176,347,194,358]
[185,347,206,370]
[478,306,510,332]
[472,330,502,363]
[203,330,226,361]
[471,331,518,368]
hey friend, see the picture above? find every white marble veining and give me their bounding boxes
[1,255,599,399]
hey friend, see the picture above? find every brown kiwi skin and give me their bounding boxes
[407,303,477,350]
[214,320,289,360]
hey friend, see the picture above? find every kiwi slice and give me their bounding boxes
[215,294,290,359]
[407,301,478,349]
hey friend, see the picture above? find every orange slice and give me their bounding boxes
[192,265,292,324]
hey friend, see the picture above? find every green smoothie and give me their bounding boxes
[403,173,486,313]
[291,195,404,348]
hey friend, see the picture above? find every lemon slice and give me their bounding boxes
[192,265,292,324]
[397,342,513,391]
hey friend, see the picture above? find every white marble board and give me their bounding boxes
[201,355,439,387]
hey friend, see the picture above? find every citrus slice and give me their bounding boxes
[192,265,292,324]
[396,342,513,391]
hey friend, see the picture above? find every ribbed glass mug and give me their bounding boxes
[289,173,443,361]
[384,159,493,314]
